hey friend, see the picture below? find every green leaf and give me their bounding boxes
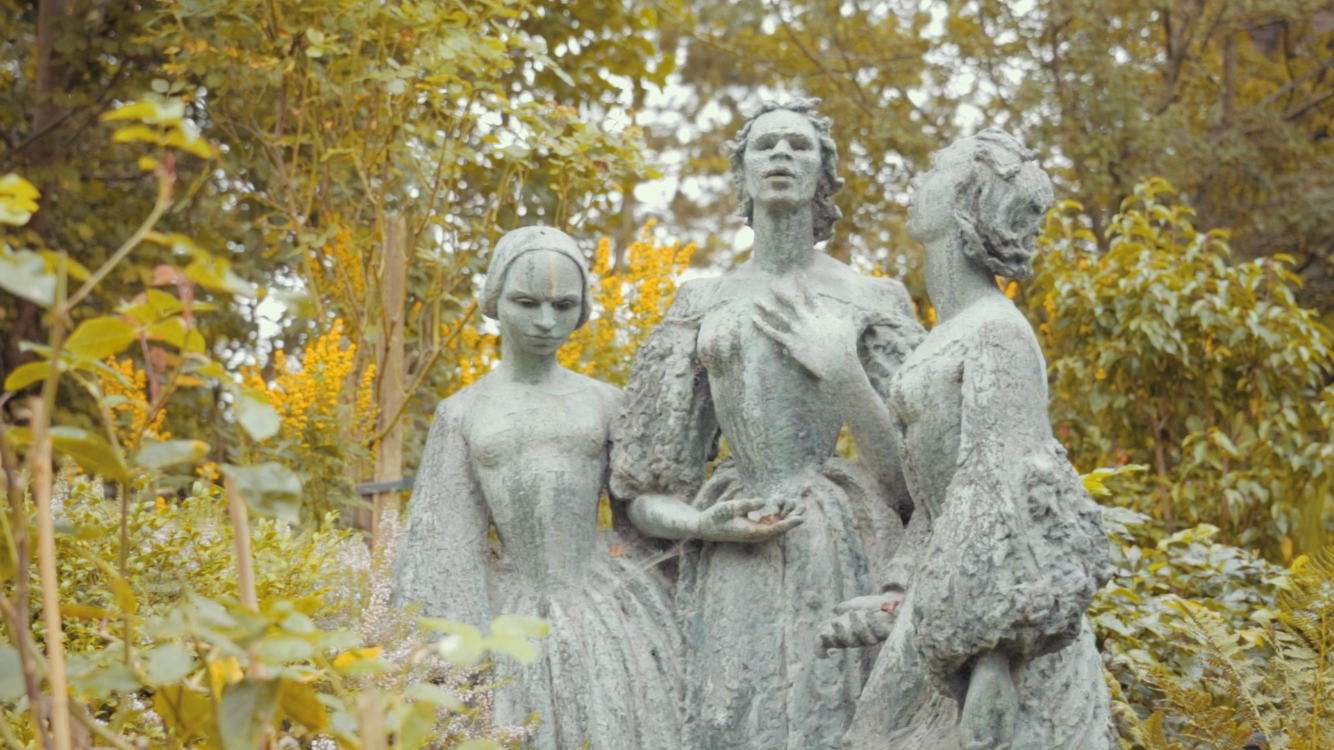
[256,635,314,664]
[395,701,437,750]
[235,387,280,441]
[223,462,302,524]
[146,643,197,685]
[483,633,538,664]
[0,247,56,306]
[219,678,281,750]
[0,645,24,700]
[403,683,466,712]
[69,662,139,697]
[134,438,210,470]
[490,615,548,638]
[4,360,52,391]
[421,619,485,665]
[186,253,256,297]
[50,426,130,484]
[120,288,183,325]
[64,316,138,361]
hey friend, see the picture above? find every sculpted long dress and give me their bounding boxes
[394,372,684,750]
[611,266,923,750]
[842,297,1113,750]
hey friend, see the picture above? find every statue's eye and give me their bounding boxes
[554,301,577,312]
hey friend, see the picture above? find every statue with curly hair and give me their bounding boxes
[756,127,1114,750]
[610,99,925,749]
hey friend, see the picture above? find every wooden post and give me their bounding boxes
[371,216,409,538]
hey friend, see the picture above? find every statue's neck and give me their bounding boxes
[751,203,817,274]
[924,235,1004,323]
[498,342,561,385]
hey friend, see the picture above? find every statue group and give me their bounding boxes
[393,98,1114,750]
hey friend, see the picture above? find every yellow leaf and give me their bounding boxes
[62,604,112,620]
[330,646,381,669]
[0,173,40,225]
[279,677,326,731]
[102,101,161,123]
[112,124,163,146]
[209,657,244,694]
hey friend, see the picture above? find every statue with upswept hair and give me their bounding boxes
[757,127,1114,750]
[611,99,925,749]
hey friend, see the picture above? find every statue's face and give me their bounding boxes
[497,250,584,357]
[743,110,822,210]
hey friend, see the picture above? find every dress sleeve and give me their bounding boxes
[392,393,491,625]
[911,311,1110,693]
[858,277,926,405]
[610,280,720,502]
[856,277,927,524]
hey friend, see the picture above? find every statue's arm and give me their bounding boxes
[392,394,491,625]
[612,280,805,542]
[854,278,926,513]
[610,281,719,539]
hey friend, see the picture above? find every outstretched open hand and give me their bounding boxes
[752,283,863,381]
[816,591,903,658]
[693,483,806,543]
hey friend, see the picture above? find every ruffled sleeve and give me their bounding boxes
[610,279,720,502]
[910,307,1110,695]
[858,277,926,406]
[393,392,491,625]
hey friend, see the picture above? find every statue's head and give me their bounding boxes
[481,226,590,355]
[727,98,845,244]
[907,127,1053,280]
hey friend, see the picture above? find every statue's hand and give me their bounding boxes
[752,284,862,381]
[816,592,903,658]
[693,496,806,543]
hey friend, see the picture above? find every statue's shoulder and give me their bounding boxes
[666,276,723,321]
[960,297,1043,359]
[816,257,914,319]
[432,375,490,424]
[562,368,623,411]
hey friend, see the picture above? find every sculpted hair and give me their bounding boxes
[920,127,1053,280]
[480,225,592,328]
[726,98,846,244]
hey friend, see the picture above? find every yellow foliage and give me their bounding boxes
[560,222,695,386]
[245,318,357,443]
[98,357,168,445]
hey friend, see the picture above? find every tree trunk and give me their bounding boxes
[369,216,409,538]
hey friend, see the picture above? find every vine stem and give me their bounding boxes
[70,705,136,750]
[30,397,72,750]
[60,162,174,314]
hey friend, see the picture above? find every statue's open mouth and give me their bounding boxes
[763,166,796,178]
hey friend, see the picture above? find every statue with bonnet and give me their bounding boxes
[393,226,685,750]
